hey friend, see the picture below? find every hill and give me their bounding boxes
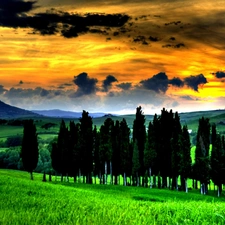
[0,100,40,119]
[32,109,107,118]
[1,169,225,225]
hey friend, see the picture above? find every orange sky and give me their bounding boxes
[0,0,225,114]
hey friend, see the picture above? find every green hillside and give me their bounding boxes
[1,169,225,225]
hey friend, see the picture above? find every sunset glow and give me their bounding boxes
[0,0,225,114]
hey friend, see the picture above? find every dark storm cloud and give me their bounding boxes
[102,75,118,92]
[73,72,98,97]
[169,77,184,87]
[184,74,207,92]
[117,82,132,90]
[140,72,168,93]
[0,85,7,94]
[0,1,130,38]
[133,36,148,45]
[0,0,37,15]
[149,36,160,42]
[140,72,188,93]
[40,89,50,97]
[58,83,73,89]
[212,71,225,79]
[3,87,45,98]
[162,43,185,48]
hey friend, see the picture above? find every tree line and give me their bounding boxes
[18,107,225,196]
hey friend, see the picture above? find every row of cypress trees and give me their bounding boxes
[20,107,225,196]
[50,107,193,191]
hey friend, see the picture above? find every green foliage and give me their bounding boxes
[1,170,225,225]
[0,147,21,169]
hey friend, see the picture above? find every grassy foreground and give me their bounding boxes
[1,170,225,225]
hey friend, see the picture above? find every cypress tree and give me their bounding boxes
[159,108,174,188]
[144,121,157,188]
[180,125,192,192]
[133,106,146,186]
[194,117,210,194]
[152,114,161,188]
[119,118,131,186]
[68,121,80,182]
[170,112,182,190]
[132,140,140,186]
[21,119,39,180]
[211,124,225,197]
[57,119,69,181]
[79,110,93,184]
[99,118,113,184]
[112,120,120,185]
[93,125,101,184]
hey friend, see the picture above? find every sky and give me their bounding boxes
[0,0,225,114]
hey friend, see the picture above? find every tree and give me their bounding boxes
[21,119,39,180]
[194,117,210,194]
[158,108,174,188]
[132,140,140,186]
[57,119,69,181]
[93,125,101,184]
[144,121,157,188]
[79,110,93,184]
[68,121,81,182]
[180,125,192,192]
[112,120,120,185]
[119,118,131,186]
[210,124,225,197]
[170,112,182,190]
[99,118,114,184]
[132,106,146,186]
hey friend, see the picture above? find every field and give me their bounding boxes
[1,169,225,225]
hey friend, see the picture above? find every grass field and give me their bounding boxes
[1,169,225,225]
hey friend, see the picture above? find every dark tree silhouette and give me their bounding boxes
[132,106,146,186]
[21,119,39,180]
[194,117,210,194]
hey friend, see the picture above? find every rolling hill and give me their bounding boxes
[0,100,40,119]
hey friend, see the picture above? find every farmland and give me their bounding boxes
[1,169,225,225]
[1,109,225,147]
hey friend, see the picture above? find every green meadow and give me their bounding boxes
[1,169,225,225]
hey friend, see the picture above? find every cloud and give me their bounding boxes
[0,85,7,94]
[117,82,132,90]
[169,77,184,87]
[149,36,160,42]
[0,0,37,16]
[140,72,168,93]
[72,72,98,97]
[133,36,148,45]
[40,89,50,97]
[162,43,185,48]
[102,75,118,92]
[0,4,131,38]
[184,74,207,91]
[180,95,195,101]
[58,83,73,89]
[212,71,225,79]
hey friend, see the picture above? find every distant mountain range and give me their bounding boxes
[0,100,112,119]
[31,109,109,118]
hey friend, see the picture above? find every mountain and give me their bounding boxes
[32,109,107,118]
[0,100,40,119]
